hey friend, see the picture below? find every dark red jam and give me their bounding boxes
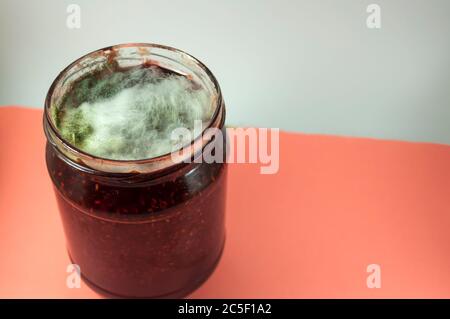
[44,44,227,298]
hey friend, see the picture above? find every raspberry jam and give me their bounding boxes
[43,44,227,298]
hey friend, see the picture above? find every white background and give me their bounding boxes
[1,0,449,144]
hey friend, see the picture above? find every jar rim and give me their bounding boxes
[44,43,225,174]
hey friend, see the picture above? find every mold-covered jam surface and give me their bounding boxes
[45,50,227,298]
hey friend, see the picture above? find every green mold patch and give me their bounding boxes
[59,107,93,147]
[54,65,212,160]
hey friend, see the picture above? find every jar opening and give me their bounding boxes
[44,43,224,174]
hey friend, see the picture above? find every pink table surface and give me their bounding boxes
[1,106,449,298]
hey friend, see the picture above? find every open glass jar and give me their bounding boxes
[43,44,227,298]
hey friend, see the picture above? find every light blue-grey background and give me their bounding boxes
[1,0,449,145]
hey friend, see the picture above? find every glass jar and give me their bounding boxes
[43,43,227,298]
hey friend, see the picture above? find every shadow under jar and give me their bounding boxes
[43,44,227,298]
